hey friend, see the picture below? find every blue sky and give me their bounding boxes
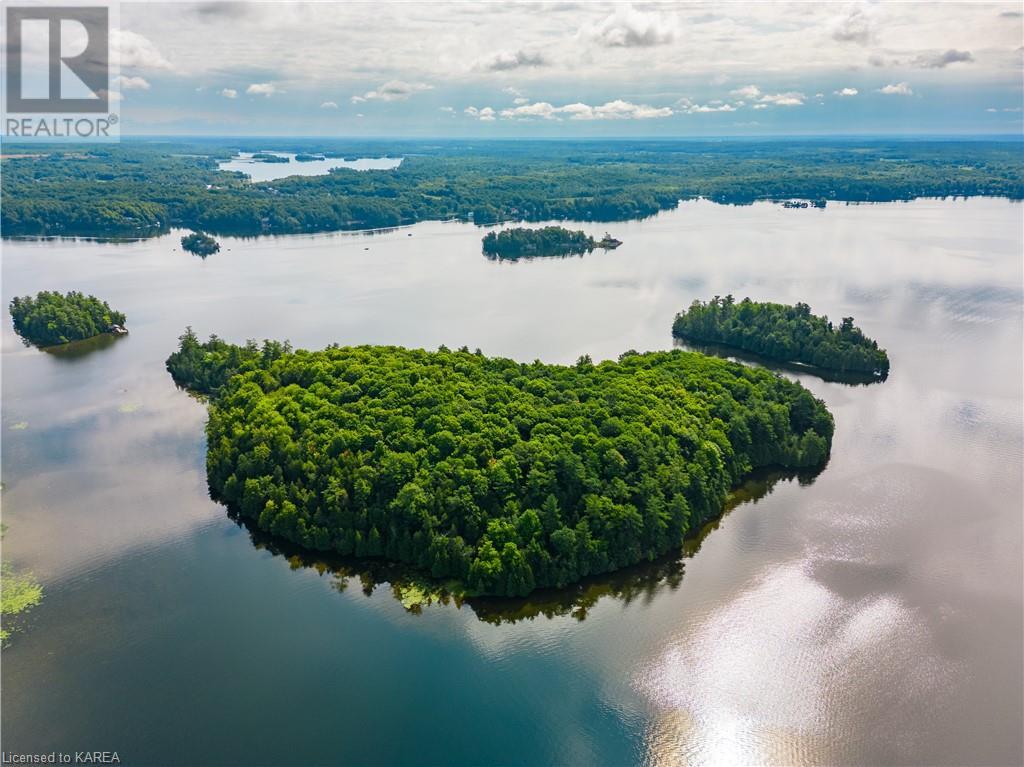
[54,2,1024,136]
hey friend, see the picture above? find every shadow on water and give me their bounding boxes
[35,332,126,361]
[223,467,821,625]
[672,337,887,386]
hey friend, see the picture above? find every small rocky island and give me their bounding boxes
[181,232,221,257]
[673,296,890,377]
[9,291,127,347]
[482,226,622,260]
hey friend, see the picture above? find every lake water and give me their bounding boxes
[2,198,1021,766]
[217,152,403,182]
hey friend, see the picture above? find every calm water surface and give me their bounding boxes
[217,152,403,182]
[2,199,1021,766]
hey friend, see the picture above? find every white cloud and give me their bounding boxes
[686,103,738,113]
[355,80,433,102]
[831,6,874,45]
[878,82,913,96]
[246,82,277,97]
[220,88,237,99]
[500,101,558,119]
[726,85,803,107]
[834,87,859,97]
[498,99,674,121]
[114,75,150,90]
[111,28,173,71]
[585,4,678,48]
[759,91,805,106]
[320,101,338,109]
[476,49,547,71]
[464,106,496,121]
[439,106,455,113]
[730,85,762,100]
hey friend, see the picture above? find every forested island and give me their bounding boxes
[251,153,289,164]
[9,291,126,347]
[295,153,326,162]
[166,332,833,597]
[181,231,220,257]
[672,297,889,376]
[2,139,1022,238]
[482,227,621,259]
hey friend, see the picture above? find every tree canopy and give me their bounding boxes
[9,291,126,347]
[167,332,834,597]
[672,296,889,376]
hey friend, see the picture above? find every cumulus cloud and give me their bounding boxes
[220,88,237,99]
[497,99,673,121]
[114,75,150,90]
[464,106,496,121]
[878,82,913,95]
[585,5,678,48]
[246,82,277,97]
[439,106,454,113]
[834,87,858,96]
[759,91,805,106]
[687,103,737,113]
[831,6,874,45]
[726,86,803,107]
[476,49,547,71]
[353,80,433,103]
[911,49,974,68]
[111,29,173,71]
[730,85,761,100]
[320,101,338,109]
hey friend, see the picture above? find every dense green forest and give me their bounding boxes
[482,226,619,259]
[673,297,889,376]
[181,231,220,257]
[3,139,1022,238]
[9,291,126,347]
[166,331,833,596]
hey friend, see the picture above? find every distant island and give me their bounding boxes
[9,291,126,347]
[166,332,833,597]
[482,226,622,260]
[673,297,889,377]
[295,153,326,162]
[250,153,289,164]
[181,231,220,257]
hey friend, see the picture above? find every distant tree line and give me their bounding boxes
[3,139,1022,238]
[166,333,834,597]
[673,296,889,376]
